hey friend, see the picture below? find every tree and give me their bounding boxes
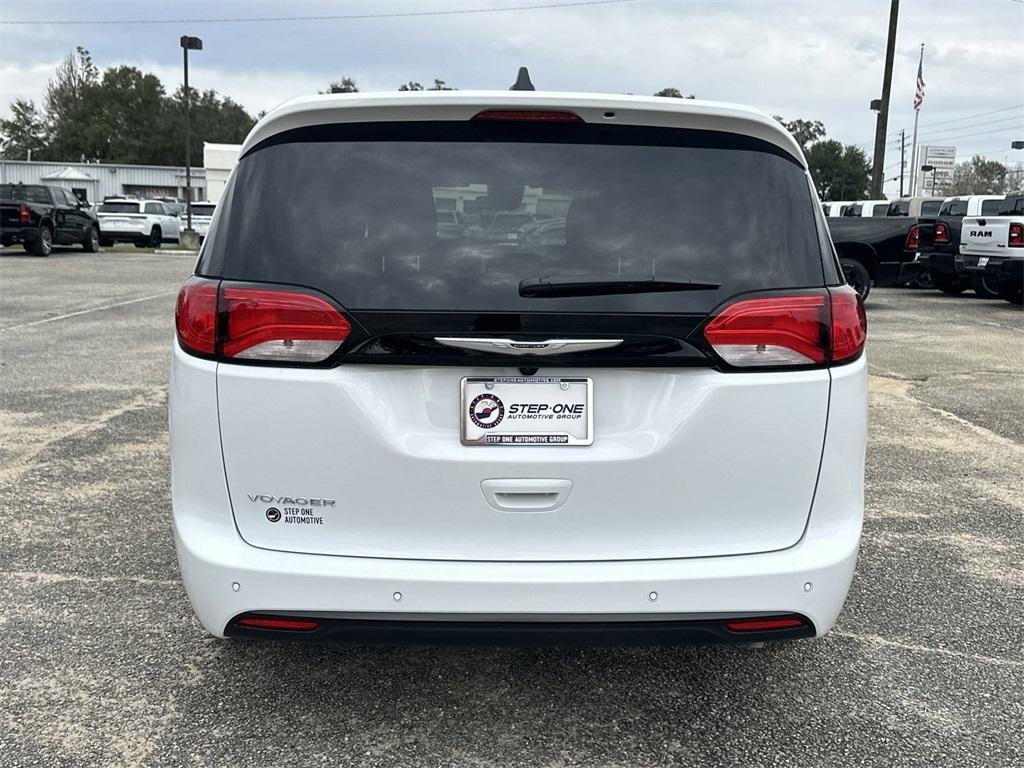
[1005,161,1024,194]
[1,47,258,166]
[654,88,695,98]
[163,86,256,166]
[324,77,359,94]
[399,79,456,91]
[947,155,1007,195]
[69,66,169,164]
[44,47,98,127]
[773,116,826,151]
[805,140,872,200]
[0,98,47,159]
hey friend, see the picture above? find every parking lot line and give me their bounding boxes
[0,290,177,332]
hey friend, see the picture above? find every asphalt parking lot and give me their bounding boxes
[1,249,1021,768]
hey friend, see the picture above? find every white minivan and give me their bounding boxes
[171,91,867,645]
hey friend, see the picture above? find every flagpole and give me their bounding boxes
[909,43,924,195]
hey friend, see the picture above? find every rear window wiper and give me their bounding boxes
[519,275,721,298]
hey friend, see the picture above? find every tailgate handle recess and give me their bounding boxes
[481,479,573,513]
[436,337,622,356]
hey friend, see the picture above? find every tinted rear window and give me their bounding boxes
[190,204,216,216]
[99,202,141,213]
[889,201,910,216]
[999,195,1024,215]
[980,198,1003,215]
[920,200,942,216]
[1,184,50,204]
[200,122,824,313]
[943,200,967,216]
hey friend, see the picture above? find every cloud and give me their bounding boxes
[1,0,1021,195]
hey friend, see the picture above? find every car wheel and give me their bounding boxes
[974,275,1001,299]
[82,225,100,253]
[934,273,968,295]
[149,226,162,248]
[840,258,871,300]
[32,226,53,257]
[1002,285,1024,305]
[914,269,936,290]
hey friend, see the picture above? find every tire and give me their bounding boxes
[82,225,100,253]
[973,275,1001,299]
[31,226,53,257]
[840,258,871,300]
[1001,284,1024,305]
[934,273,968,295]
[148,226,162,248]
[914,269,936,290]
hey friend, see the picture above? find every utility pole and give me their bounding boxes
[899,129,906,197]
[870,0,900,198]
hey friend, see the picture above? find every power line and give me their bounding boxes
[912,103,1024,131]
[908,125,1023,145]
[914,114,1022,140]
[0,0,638,25]
[853,104,1024,147]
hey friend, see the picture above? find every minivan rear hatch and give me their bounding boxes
[203,112,835,562]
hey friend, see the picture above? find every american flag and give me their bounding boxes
[913,49,925,111]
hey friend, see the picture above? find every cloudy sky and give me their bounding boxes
[1,0,1021,195]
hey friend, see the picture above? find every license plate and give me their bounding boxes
[461,377,592,446]
[977,257,989,267]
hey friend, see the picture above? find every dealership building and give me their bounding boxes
[0,158,209,205]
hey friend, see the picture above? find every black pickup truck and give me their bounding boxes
[825,209,917,299]
[0,183,100,257]
[905,196,1006,297]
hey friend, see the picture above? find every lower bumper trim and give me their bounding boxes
[224,613,816,646]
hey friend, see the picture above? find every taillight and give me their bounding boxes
[1009,222,1024,248]
[19,203,31,224]
[175,277,351,364]
[220,285,351,362]
[905,225,919,250]
[175,277,218,356]
[830,286,868,364]
[934,222,951,244]
[702,287,865,369]
[472,110,582,122]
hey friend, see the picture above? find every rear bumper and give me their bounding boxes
[171,351,866,644]
[223,614,816,646]
[0,225,34,243]
[914,249,961,277]
[177,515,857,641]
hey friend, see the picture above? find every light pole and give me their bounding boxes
[921,164,935,195]
[180,35,203,239]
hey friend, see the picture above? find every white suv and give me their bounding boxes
[97,197,180,247]
[179,201,216,240]
[170,91,867,645]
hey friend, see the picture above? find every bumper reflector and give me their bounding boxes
[723,615,807,633]
[235,614,322,631]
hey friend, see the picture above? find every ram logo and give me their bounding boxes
[969,230,993,238]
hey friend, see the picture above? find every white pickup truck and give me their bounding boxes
[960,192,1024,304]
